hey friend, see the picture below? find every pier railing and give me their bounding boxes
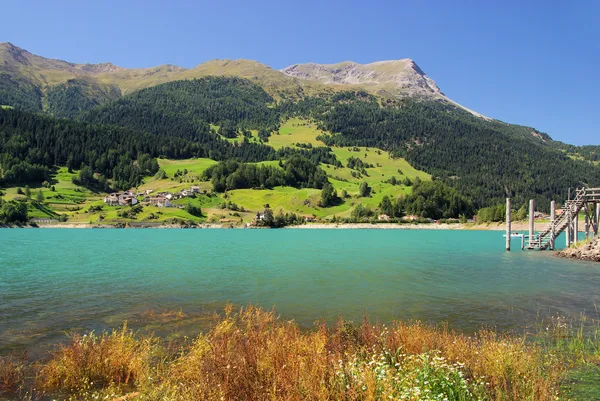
[527,187,600,250]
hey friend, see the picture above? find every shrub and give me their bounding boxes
[185,203,203,217]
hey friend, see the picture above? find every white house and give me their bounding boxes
[103,193,119,205]
[147,196,171,208]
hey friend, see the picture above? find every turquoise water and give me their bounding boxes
[1,228,598,353]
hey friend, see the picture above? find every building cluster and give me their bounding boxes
[103,186,201,208]
[103,190,139,206]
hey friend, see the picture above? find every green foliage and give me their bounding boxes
[0,108,196,189]
[185,203,203,217]
[0,72,42,112]
[351,204,375,220]
[379,195,394,216]
[347,156,372,170]
[154,169,167,180]
[83,76,280,139]
[358,182,371,197]
[515,203,528,221]
[45,78,121,119]
[320,182,338,207]
[204,156,329,192]
[117,204,143,219]
[477,204,506,223]
[258,128,270,142]
[400,180,474,219]
[0,199,28,224]
[281,92,600,210]
[36,190,44,203]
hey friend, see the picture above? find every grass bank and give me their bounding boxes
[1,306,599,400]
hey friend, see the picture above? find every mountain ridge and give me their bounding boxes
[1,42,482,116]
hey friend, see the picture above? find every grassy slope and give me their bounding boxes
[226,118,430,218]
[1,119,431,224]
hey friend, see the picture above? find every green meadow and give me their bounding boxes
[0,117,435,225]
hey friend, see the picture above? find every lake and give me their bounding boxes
[1,228,598,353]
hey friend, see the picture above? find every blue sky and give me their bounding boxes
[1,0,598,145]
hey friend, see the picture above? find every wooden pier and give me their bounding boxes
[506,187,600,251]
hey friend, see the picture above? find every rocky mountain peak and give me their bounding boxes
[281,59,444,98]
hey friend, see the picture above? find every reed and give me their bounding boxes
[1,306,598,400]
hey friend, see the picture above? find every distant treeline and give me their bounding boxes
[375,179,474,220]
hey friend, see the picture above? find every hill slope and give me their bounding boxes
[0,42,336,114]
[1,43,599,215]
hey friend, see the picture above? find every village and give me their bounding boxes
[103,186,202,208]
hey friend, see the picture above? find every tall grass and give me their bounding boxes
[0,353,27,393]
[1,306,598,400]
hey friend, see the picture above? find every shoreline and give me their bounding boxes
[556,237,600,262]
[6,221,559,231]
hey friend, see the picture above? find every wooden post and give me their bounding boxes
[506,198,511,251]
[596,203,600,236]
[574,208,579,243]
[567,189,572,248]
[585,204,590,240]
[528,199,535,248]
[550,200,556,250]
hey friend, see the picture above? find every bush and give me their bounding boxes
[358,182,371,197]
[185,203,202,217]
[0,200,28,224]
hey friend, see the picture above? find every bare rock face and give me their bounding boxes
[281,59,488,119]
[281,59,444,98]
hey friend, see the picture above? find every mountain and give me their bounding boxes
[282,59,442,97]
[281,60,486,117]
[1,43,599,214]
[0,42,336,116]
[0,42,480,116]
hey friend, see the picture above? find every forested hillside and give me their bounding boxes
[69,78,600,210]
[0,106,340,190]
[280,92,600,210]
[81,77,281,137]
[1,42,599,219]
[44,78,122,119]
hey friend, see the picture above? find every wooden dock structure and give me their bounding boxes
[506,187,600,251]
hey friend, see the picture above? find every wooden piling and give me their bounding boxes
[550,200,556,250]
[506,198,511,251]
[585,204,590,240]
[528,199,535,248]
[566,189,572,248]
[574,208,579,242]
[596,203,600,236]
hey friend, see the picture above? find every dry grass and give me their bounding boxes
[38,323,157,391]
[0,353,27,393]
[2,306,598,400]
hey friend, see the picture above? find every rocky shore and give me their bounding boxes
[557,237,600,262]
